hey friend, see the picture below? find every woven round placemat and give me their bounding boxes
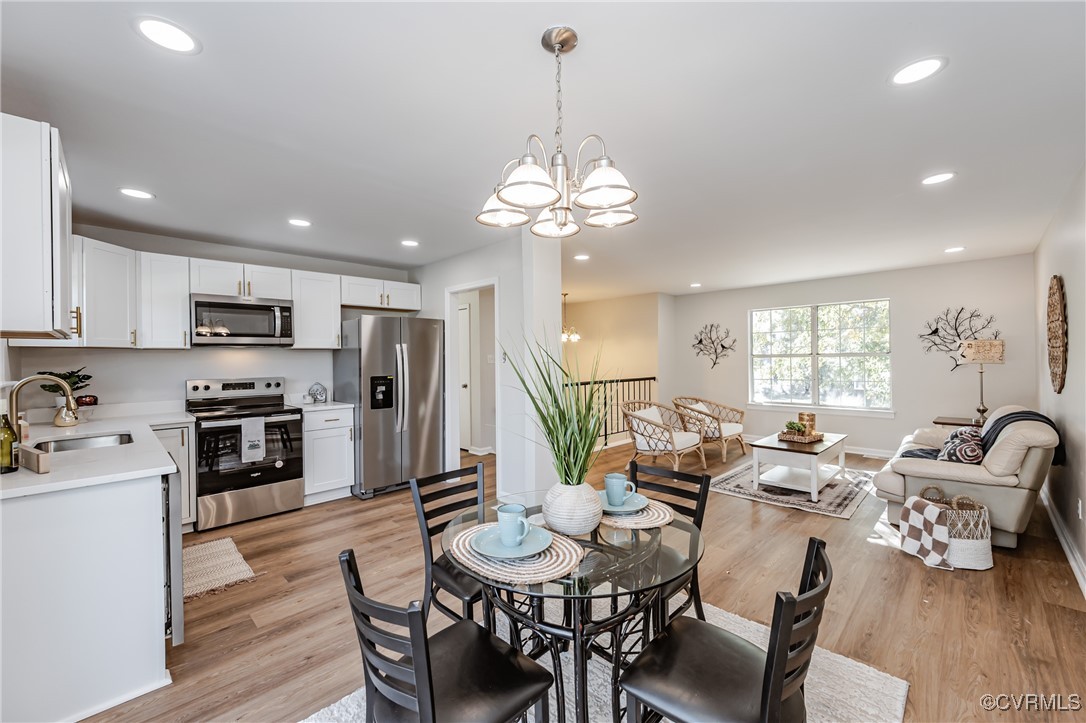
[448,523,585,585]
[600,499,674,529]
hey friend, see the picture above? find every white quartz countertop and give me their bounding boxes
[0,417,178,501]
[299,401,354,413]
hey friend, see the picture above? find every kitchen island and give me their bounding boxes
[1,418,178,722]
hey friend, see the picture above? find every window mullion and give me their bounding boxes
[810,304,819,406]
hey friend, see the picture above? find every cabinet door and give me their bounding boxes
[340,275,383,308]
[139,252,191,349]
[50,128,73,337]
[189,258,244,296]
[8,237,84,348]
[291,270,342,349]
[304,425,355,495]
[154,426,195,525]
[384,281,422,311]
[82,238,138,347]
[244,264,292,300]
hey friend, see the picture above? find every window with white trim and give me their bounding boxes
[749,299,892,410]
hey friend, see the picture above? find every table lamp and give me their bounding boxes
[959,339,1005,423]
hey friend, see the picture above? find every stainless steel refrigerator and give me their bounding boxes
[334,316,445,498]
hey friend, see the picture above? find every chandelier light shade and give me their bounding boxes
[561,293,580,343]
[477,26,638,238]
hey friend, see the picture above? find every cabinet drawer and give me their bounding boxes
[304,410,353,431]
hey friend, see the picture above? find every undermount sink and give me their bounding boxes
[33,433,134,453]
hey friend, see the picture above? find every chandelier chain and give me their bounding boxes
[554,44,563,153]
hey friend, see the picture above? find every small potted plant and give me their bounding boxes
[784,421,806,434]
[38,368,95,406]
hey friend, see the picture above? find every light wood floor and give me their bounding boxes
[94,444,1086,722]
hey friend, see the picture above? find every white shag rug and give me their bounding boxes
[302,600,908,722]
[182,536,256,599]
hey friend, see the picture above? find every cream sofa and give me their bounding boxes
[874,405,1059,548]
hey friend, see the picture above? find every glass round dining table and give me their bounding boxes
[440,489,704,723]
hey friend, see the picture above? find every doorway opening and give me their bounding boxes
[450,284,498,484]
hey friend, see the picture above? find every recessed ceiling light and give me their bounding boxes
[922,172,956,185]
[690,283,702,288]
[573,254,590,261]
[288,218,311,227]
[401,240,419,247]
[891,57,946,85]
[944,246,966,253]
[136,18,200,54]
[119,187,155,199]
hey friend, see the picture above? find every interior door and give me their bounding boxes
[401,317,444,483]
[458,305,471,450]
[359,316,401,492]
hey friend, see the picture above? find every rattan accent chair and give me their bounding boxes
[673,396,749,460]
[621,401,707,471]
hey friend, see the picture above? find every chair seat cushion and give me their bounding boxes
[373,619,553,722]
[636,430,700,452]
[621,616,806,723]
[432,553,484,601]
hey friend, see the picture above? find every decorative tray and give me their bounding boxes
[777,431,824,443]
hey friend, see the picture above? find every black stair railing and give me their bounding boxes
[569,376,657,447]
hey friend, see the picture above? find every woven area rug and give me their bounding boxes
[182,537,256,599]
[711,462,873,519]
[302,600,908,723]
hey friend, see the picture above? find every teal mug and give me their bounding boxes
[604,473,636,507]
[496,503,530,547]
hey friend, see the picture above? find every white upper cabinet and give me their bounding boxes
[82,238,138,348]
[291,270,342,349]
[1,113,72,339]
[341,275,421,311]
[243,264,293,300]
[189,258,244,296]
[9,237,84,348]
[139,252,191,349]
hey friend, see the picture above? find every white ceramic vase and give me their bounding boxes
[542,482,603,535]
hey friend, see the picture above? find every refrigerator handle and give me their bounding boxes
[395,343,405,433]
[402,343,410,431]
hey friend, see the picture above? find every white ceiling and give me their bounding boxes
[3,2,1083,301]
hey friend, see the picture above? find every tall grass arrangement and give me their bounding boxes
[506,341,606,486]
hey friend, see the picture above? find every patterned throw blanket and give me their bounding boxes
[899,496,952,570]
[981,411,1064,465]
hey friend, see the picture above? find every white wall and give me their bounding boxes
[13,347,330,411]
[1034,166,1086,592]
[478,287,496,451]
[74,224,409,282]
[564,294,660,381]
[664,254,1038,454]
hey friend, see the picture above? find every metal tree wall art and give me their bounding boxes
[693,324,737,368]
[918,307,1001,370]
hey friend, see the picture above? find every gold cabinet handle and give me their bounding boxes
[71,307,82,337]
[183,330,188,347]
[181,428,186,446]
[248,281,252,296]
[130,329,137,347]
[348,427,353,442]
[238,280,242,295]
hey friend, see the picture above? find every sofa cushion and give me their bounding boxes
[635,430,700,452]
[890,456,1019,487]
[912,427,951,448]
[982,421,1061,476]
[937,427,984,464]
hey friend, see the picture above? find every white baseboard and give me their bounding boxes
[1040,487,1086,600]
[467,446,495,456]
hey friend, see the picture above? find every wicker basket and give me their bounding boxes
[778,431,824,444]
[918,486,993,570]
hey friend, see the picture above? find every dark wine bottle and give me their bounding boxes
[1,403,19,474]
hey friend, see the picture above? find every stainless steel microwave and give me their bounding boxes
[190,294,294,346]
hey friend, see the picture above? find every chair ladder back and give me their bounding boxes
[339,549,437,720]
[630,462,711,528]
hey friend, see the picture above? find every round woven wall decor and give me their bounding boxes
[1047,275,1067,394]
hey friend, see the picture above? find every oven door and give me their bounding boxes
[195,413,303,497]
[191,294,293,346]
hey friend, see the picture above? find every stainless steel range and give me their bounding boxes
[186,377,303,530]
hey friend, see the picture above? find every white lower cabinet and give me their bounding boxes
[153,425,196,526]
[303,411,355,501]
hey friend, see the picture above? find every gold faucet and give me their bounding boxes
[8,375,79,428]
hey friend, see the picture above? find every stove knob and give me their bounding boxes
[203,385,211,391]
[274,382,281,388]
[191,385,199,392]
[265,382,272,389]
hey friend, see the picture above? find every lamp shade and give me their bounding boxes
[531,208,580,238]
[959,339,1005,364]
[583,205,638,228]
[476,193,531,227]
[575,165,637,209]
[497,161,561,209]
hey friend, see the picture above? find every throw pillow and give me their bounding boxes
[938,427,984,464]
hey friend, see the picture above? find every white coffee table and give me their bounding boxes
[749,433,847,502]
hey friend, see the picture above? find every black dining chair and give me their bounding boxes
[339,549,553,723]
[409,463,490,625]
[619,537,834,723]
[628,461,711,623]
